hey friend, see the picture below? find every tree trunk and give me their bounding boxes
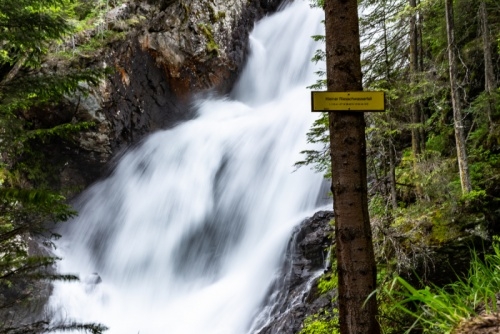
[417,0,426,152]
[0,54,28,86]
[417,0,425,74]
[389,139,398,210]
[445,0,472,194]
[383,7,398,209]
[324,0,380,333]
[410,0,422,157]
[480,0,496,127]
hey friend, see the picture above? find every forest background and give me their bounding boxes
[298,0,500,332]
[0,0,500,333]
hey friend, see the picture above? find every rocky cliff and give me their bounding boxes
[38,0,284,196]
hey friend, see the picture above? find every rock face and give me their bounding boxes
[0,236,55,330]
[39,0,285,196]
[249,211,335,334]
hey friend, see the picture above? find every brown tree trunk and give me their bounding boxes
[389,139,398,210]
[480,0,496,127]
[417,0,426,152]
[410,0,422,157]
[445,0,472,194]
[0,54,28,86]
[324,0,380,333]
[417,0,425,74]
[383,8,398,209]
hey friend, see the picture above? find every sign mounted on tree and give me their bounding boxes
[311,91,385,112]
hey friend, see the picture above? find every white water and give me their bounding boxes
[49,2,327,333]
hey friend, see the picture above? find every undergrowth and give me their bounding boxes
[383,237,500,333]
[300,224,500,333]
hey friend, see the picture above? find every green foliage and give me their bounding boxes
[385,239,500,333]
[198,23,219,55]
[460,189,487,206]
[0,0,75,66]
[0,71,101,115]
[0,172,81,331]
[468,148,500,192]
[295,112,330,178]
[301,0,500,331]
[207,3,226,23]
[309,0,324,8]
[299,261,339,334]
[317,271,337,295]
[299,309,339,334]
[0,0,108,331]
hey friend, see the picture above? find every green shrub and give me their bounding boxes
[299,309,339,334]
[385,238,500,333]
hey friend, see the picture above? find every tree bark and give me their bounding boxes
[410,0,422,157]
[480,0,495,95]
[324,0,380,333]
[417,0,426,152]
[389,139,398,210]
[0,54,28,87]
[479,0,496,127]
[383,6,398,209]
[445,0,472,194]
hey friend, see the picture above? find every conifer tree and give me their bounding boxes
[0,0,106,332]
[324,0,380,331]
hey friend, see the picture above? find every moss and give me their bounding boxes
[207,4,226,23]
[82,30,127,52]
[125,16,142,27]
[299,275,339,334]
[206,40,219,54]
[299,310,339,334]
[197,23,219,55]
[207,4,216,23]
[214,11,226,21]
[317,272,337,295]
[198,23,213,39]
[181,2,191,24]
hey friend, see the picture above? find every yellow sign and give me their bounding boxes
[311,91,385,112]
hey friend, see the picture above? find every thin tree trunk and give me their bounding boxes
[383,8,398,210]
[480,0,496,127]
[417,0,426,151]
[0,54,28,86]
[389,139,398,209]
[410,0,422,157]
[445,0,472,194]
[417,0,425,74]
[324,0,380,332]
[410,0,425,198]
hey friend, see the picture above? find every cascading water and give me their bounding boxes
[49,2,327,333]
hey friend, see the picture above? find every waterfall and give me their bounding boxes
[49,2,327,333]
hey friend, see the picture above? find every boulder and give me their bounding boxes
[250,210,335,334]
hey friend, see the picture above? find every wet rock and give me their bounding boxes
[0,235,54,328]
[84,273,102,293]
[33,0,286,197]
[250,210,335,334]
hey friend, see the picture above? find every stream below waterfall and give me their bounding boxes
[48,2,328,333]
